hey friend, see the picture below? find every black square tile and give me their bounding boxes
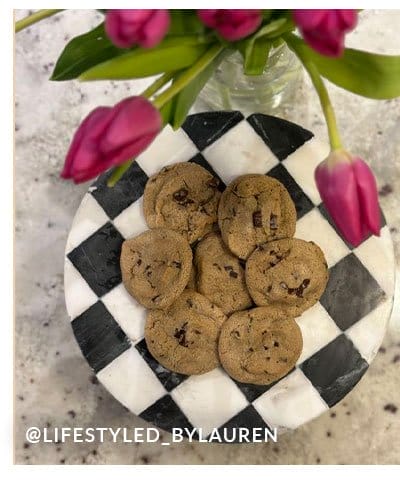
[233,368,296,402]
[91,161,148,219]
[139,395,195,434]
[217,405,273,442]
[267,164,314,219]
[189,152,226,191]
[67,222,124,297]
[182,111,244,151]
[319,253,386,331]
[71,301,131,373]
[135,339,189,392]
[318,203,387,250]
[247,114,313,161]
[300,334,369,407]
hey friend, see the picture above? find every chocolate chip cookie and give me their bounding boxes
[194,232,252,315]
[143,162,221,244]
[218,307,303,385]
[246,238,328,316]
[120,228,192,309]
[145,290,226,375]
[186,264,197,291]
[218,174,296,259]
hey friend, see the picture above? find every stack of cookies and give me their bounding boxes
[120,162,329,385]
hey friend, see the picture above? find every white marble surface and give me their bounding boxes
[15,10,400,464]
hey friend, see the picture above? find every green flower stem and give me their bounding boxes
[107,161,132,188]
[108,44,224,187]
[140,72,176,99]
[285,33,342,151]
[15,9,64,33]
[153,43,224,109]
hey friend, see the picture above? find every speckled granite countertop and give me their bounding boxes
[15,10,400,465]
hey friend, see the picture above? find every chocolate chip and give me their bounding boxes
[67,410,76,419]
[174,322,188,347]
[137,259,142,266]
[273,341,279,347]
[253,210,262,227]
[269,213,278,230]
[267,285,272,293]
[249,347,254,352]
[173,261,182,269]
[229,270,238,278]
[288,278,310,298]
[392,354,400,364]
[173,188,188,202]
[194,330,202,335]
[207,177,219,188]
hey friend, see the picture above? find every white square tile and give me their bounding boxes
[112,197,148,240]
[283,138,329,205]
[97,347,166,415]
[296,303,341,364]
[295,208,350,268]
[136,126,198,176]
[253,369,328,430]
[65,193,109,253]
[64,258,98,320]
[346,298,392,363]
[353,226,395,298]
[101,283,146,344]
[171,368,248,436]
[203,120,279,184]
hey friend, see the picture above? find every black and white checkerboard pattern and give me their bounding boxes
[64,112,395,439]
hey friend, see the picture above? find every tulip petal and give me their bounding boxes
[315,160,363,246]
[61,107,112,179]
[99,96,161,154]
[352,158,381,236]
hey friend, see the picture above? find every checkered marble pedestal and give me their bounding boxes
[64,111,395,440]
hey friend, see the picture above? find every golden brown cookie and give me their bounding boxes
[186,264,197,291]
[246,238,328,316]
[218,174,296,259]
[143,162,221,244]
[120,228,192,309]
[194,232,252,315]
[218,307,303,385]
[145,290,226,375]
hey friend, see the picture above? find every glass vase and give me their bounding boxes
[195,43,303,115]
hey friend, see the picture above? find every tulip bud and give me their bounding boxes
[61,96,162,183]
[197,9,262,41]
[293,10,357,57]
[315,149,380,246]
[105,9,170,49]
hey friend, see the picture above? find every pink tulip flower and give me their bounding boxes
[61,96,162,183]
[293,10,357,57]
[315,149,380,246]
[198,9,262,41]
[105,9,170,49]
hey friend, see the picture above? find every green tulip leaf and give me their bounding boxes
[79,40,211,81]
[168,10,206,36]
[243,36,272,76]
[286,34,400,99]
[170,51,226,129]
[160,98,175,126]
[51,23,125,81]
